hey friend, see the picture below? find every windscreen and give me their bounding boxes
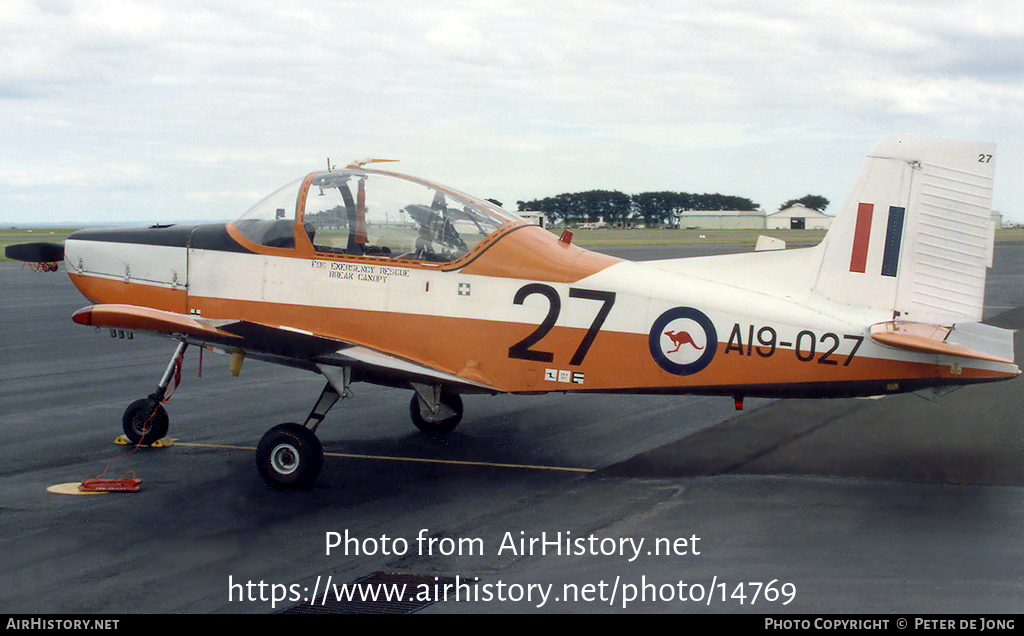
[234,177,305,248]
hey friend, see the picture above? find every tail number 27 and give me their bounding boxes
[508,284,616,366]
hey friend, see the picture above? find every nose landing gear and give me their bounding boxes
[121,341,186,446]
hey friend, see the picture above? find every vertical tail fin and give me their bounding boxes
[815,135,997,323]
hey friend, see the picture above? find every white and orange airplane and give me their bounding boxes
[7,135,1018,488]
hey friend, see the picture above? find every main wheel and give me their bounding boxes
[255,423,323,489]
[409,392,463,437]
[122,398,169,446]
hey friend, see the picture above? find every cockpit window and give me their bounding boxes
[301,170,516,262]
[234,177,304,248]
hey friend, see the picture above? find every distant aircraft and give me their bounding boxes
[7,137,1017,488]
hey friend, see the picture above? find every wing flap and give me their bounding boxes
[333,345,497,391]
[213,320,345,359]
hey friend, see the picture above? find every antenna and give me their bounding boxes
[346,158,399,169]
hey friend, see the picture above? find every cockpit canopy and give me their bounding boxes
[234,169,520,263]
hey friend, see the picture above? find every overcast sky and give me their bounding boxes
[2,0,1022,225]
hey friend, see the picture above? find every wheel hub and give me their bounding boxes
[270,443,300,475]
[131,415,152,436]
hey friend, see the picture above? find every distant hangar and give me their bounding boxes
[673,203,834,231]
[673,210,767,230]
[765,203,834,230]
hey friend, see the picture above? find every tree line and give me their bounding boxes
[513,191,830,226]
[515,190,760,226]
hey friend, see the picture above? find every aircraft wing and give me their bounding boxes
[70,304,497,392]
[72,304,244,345]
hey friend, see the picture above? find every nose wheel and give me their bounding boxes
[122,398,170,446]
[121,340,186,446]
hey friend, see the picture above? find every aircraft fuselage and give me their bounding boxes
[64,221,1017,400]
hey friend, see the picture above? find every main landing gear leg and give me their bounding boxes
[409,383,463,437]
[255,373,346,489]
[122,340,188,446]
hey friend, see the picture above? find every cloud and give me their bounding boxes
[1,0,1022,224]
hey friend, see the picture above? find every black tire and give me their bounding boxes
[409,392,463,437]
[255,423,323,489]
[122,398,169,446]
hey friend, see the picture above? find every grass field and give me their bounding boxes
[4,226,1023,262]
[561,227,828,248]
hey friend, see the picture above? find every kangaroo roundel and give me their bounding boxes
[649,307,717,376]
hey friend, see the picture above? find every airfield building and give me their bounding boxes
[766,203,833,230]
[673,210,767,230]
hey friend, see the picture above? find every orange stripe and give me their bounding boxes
[69,272,1011,394]
[68,273,186,313]
[187,296,1012,393]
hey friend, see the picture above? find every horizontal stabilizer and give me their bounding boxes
[6,242,64,263]
[870,320,1013,364]
[754,235,786,252]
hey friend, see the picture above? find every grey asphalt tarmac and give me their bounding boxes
[1,239,1022,614]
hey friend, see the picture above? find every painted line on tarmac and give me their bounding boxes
[173,441,595,474]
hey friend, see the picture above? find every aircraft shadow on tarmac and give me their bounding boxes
[603,306,1024,487]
